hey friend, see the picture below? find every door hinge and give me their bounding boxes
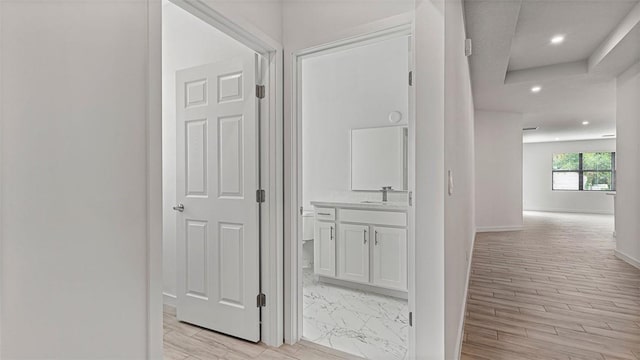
[408,191,413,206]
[256,189,266,203]
[300,206,304,216]
[256,84,266,99]
[408,71,413,86]
[257,293,266,307]
[409,312,413,326]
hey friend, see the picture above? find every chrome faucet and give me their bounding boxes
[381,186,393,202]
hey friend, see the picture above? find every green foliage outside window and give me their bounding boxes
[552,152,615,191]
[552,153,579,170]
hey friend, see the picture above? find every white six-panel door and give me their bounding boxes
[338,224,370,283]
[175,55,261,342]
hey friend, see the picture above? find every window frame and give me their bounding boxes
[551,152,616,192]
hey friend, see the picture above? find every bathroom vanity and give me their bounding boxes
[311,201,408,297]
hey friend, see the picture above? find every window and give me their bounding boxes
[552,152,616,191]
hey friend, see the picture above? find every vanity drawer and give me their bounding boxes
[340,209,406,227]
[315,207,336,221]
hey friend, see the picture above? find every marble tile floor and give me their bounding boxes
[302,269,409,359]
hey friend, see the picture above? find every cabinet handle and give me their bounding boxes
[330,226,334,240]
[317,212,331,216]
[363,229,367,244]
[375,230,378,245]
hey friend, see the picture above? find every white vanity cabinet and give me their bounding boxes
[314,219,335,277]
[312,201,408,295]
[372,226,407,290]
[338,224,370,283]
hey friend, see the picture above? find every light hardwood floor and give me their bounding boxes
[163,305,361,360]
[461,212,640,360]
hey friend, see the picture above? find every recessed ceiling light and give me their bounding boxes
[531,86,542,93]
[550,35,565,45]
[582,121,590,125]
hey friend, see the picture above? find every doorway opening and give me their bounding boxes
[293,28,414,359]
[159,0,283,351]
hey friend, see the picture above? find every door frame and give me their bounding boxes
[284,13,416,358]
[148,0,284,356]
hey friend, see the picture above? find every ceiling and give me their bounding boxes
[465,0,640,143]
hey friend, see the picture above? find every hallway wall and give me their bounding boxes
[444,0,476,357]
[615,62,640,267]
[0,2,157,358]
[414,1,447,356]
[523,139,616,215]
[475,110,524,231]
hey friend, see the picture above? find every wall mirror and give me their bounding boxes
[351,126,408,191]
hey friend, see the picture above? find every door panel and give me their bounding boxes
[186,220,208,299]
[338,224,370,283]
[314,221,335,277]
[176,55,260,342]
[218,115,244,197]
[372,226,407,290]
[186,119,208,196]
[218,223,244,307]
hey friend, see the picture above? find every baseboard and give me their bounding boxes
[455,231,476,360]
[318,276,408,300]
[476,225,523,233]
[614,249,640,270]
[163,292,177,307]
[523,208,614,215]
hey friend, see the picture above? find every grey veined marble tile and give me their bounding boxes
[302,269,408,360]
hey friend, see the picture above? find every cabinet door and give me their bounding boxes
[337,224,370,283]
[372,226,407,290]
[314,221,335,277]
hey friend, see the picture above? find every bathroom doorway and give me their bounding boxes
[291,24,415,359]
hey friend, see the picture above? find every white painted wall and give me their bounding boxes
[475,110,524,231]
[615,62,640,267]
[523,139,616,215]
[414,0,446,357]
[1,1,156,358]
[444,0,476,357]
[282,1,413,51]
[301,36,409,208]
[162,0,255,302]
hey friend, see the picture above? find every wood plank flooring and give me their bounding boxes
[461,212,640,360]
[163,305,361,360]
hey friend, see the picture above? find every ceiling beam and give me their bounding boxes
[504,60,587,84]
[589,1,640,72]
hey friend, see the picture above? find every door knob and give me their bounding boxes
[173,204,184,212]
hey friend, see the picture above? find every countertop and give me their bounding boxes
[310,200,408,211]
